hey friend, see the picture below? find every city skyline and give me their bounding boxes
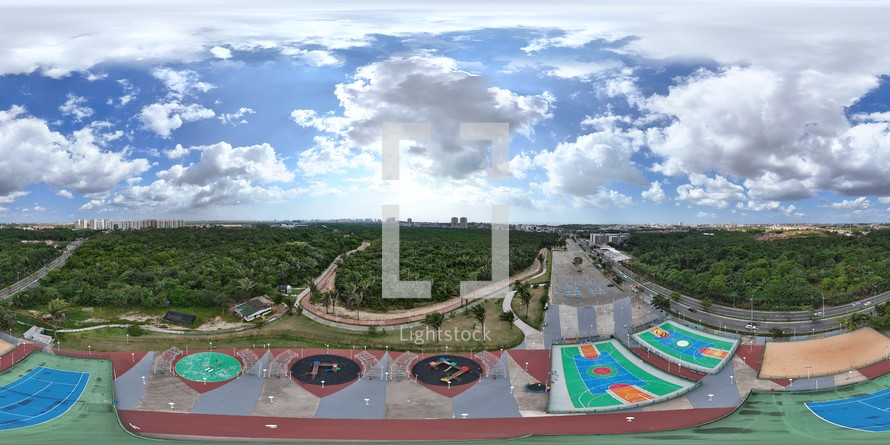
[2,2,890,224]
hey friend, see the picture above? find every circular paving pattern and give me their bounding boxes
[591,366,615,376]
[676,340,690,347]
[291,354,360,386]
[175,352,242,383]
[411,355,483,386]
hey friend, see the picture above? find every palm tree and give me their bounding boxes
[519,288,533,317]
[46,298,72,322]
[650,293,671,312]
[500,309,517,324]
[236,277,256,299]
[423,312,446,343]
[470,304,487,335]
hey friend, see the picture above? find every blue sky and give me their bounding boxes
[2,1,890,224]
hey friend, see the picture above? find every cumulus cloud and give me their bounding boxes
[697,211,716,218]
[0,105,150,200]
[280,47,341,66]
[675,174,746,209]
[209,46,232,59]
[104,141,299,213]
[829,197,870,211]
[139,101,215,137]
[294,53,553,180]
[56,189,74,199]
[59,94,94,121]
[218,107,255,125]
[534,114,645,205]
[641,180,668,203]
[152,68,215,99]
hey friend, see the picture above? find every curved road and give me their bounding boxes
[0,238,84,301]
[574,239,882,335]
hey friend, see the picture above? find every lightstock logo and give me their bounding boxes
[381,122,511,302]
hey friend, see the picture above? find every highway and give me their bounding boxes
[0,238,84,301]
[574,238,883,335]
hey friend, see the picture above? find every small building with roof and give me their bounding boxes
[234,297,273,322]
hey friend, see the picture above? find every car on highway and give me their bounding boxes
[745,323,757,329]
[688,307,698,313]
[865,301,873,306]
[813,311,823,316]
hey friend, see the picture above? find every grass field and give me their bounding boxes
[53,298,523,354]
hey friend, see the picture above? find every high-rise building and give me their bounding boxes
[451,217,459,228]
[459,217,468,228]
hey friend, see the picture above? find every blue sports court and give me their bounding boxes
[806,387,890,432]
[0,366,90,431]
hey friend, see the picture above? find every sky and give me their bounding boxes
[1,1,890,225]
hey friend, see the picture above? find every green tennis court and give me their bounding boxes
[174,352,242,383]
[634,321,739,373]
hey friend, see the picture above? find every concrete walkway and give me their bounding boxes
[113,352,154,410]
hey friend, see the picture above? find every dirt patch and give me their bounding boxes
[0,339,13,355]
[760,327,890,379]
[119,312,159,322]
[195,316,244,332]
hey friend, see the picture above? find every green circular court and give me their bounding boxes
[175,352,242,383]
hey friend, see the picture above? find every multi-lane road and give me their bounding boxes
[0,238,85,301]
[575,239,885,335]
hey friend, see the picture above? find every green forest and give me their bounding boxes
[332,228,559,310]
[12,225,365,309]
[622,229,890,310]
[0,228,84,288]
[8,225,556,313]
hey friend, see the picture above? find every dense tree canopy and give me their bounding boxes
[20,225,362,309]
[334,228,557,310]
[622,229,890,310]
[0,228,85,288]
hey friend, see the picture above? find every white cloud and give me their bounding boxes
[56,189,74,199]
[104,141,299,213]
[59,94,94,121]
[641,180,668,203]
[294,53,553,180]
[675,174,746,209]
[209,46,232,59]
[0,191,29,205]
[509,152,534,180]
[280,47,341,66]
[164,144,191,159]
[534,114,645,203]
[0,105,150,199]
[697,211,716,218]
[152,68,215,99]
[572,189,632,208]
[218,107,255,125]
[139,101,215,137]
[830,197,870,211]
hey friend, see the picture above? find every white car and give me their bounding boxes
[865,301,873,306]
[745,324,757,329]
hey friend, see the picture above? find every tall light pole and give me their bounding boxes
[750,297,754,326]
[822,294,826,317]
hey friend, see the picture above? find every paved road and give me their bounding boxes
[0,238,84,300]
[574,239,881,335]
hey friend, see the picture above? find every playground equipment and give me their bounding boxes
[236,349,261,377]
[305,361,341,380]
[269,349,299,378]
[354,350,384,380]
[441,366,470,383]
[152,346,183,375]
[389,351,418,381]
[429,357,458,372]
[526,381,549,393]
[474,351,506,379]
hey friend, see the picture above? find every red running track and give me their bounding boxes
[118,407,734,442]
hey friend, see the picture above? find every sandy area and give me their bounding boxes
[0,339,13,355]
[760,328,890,379]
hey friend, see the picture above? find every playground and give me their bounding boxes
[760,327,890,379]
[174,352,242,383]
[548,340,697,413]
[633,321,738,373]
[290,354,360,385]
[411,355,483,386]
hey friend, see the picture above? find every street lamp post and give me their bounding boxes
[750,297,754,326]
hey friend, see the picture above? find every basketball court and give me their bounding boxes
[633,321,738,374]
[548,340,697,413]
